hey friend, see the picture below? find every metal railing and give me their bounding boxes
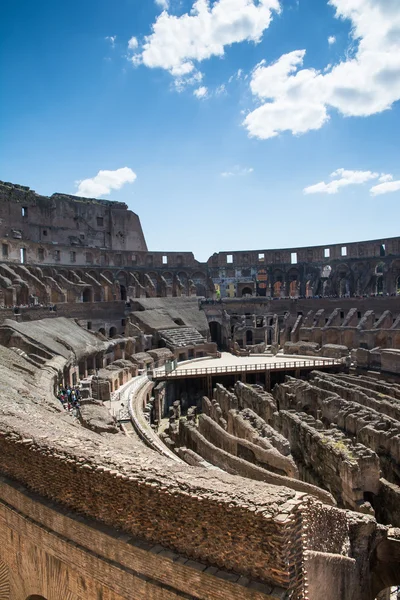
[154,358,342,378]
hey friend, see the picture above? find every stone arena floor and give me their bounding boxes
[179,351,333,370]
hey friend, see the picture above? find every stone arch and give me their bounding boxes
[334,263,352,297]
[146,272,158,285]
[116,270,128,285]
[191,271,207,296]
[242,287,253,297]
[0,560,9,599]
[109,326,117,338]
[162,271,173,285]
[272,270,284,297]
[287,269,299,298]
[177,271,188,282]
[88,270,99,281]
[26,596,48,600]
[376,277,384,295]
[102,270,114,282]
[98,327,106,336]
[371,537,400,600]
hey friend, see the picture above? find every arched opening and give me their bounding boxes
[120,284,127,301]
[109,326,117,338]
[158,339,167,348]
[289,279,298,298]
[98,327,106,336]
[209,321,222,347]
[246,330,253,345]
[27,594,48,599]
[82,288,92,303]
[273,281,282,297]
[376,277,384,295]
[242,287,253,297]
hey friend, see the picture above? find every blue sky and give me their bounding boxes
[1,0,400,261]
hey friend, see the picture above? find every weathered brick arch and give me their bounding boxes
[116,270,128,284]
[102,270,114,282]
[191,271,207,296]
[87,270,99,281]
[0,560,9,600]
[162,271,173,284]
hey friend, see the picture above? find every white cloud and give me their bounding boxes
[304,168,379,195]
[75,167,137,198]
[128,36,139,50]
[379,173,393,183]
[370,180,400,196]
[215,83,227,95]
[221,166,254,177]
[155,0,169,9]
[130,0,280,88]
[194,86,208,98]
[244,0,400,139]
[328,35,336,45]
[105,35,117,48]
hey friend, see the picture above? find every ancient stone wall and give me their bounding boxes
[0,180,148,254]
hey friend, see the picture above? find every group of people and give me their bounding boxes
[58,384,81,413]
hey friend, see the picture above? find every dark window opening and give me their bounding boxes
[87,321,92,330]
[43,229,47,236]
[246,330,253,344]
[82,288,92,302]
[120,284,127,301]
[70,251,76,263]
[340,311,344,319]
[2,244,9,258]
[357,311,362,319]
[380,243,386,257]
[121,319,126,326]
[22,206,28,218]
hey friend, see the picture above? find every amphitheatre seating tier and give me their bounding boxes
[0,328,315,592]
